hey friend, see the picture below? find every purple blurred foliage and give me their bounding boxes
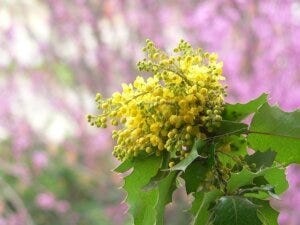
[35,192,70,213]
[0,0,300,224]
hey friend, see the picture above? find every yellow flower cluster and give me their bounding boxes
[87,39,226,164]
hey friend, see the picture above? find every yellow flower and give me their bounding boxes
[88,39,226,162]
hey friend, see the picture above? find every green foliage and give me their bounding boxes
[112,94,300,225]
[223,93,267,121]
[248,102,300,164]
[190,190,222,225]
[155,172,178,225]
[182,161,209,194]
[215,120,248,136]
[263,167,288,195]
[226,166,283,194]
[114,159,133,173]
[170,140,206,171]
[245,150,277,170]
[212,196,262,225]
[252,199,279,225]
[123,156,161,225]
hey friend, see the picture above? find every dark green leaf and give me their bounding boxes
[123,156,162,225]
[245,150,277,170]
[155,172,178,225]
[215,120,248,136]
[207,144,216,167]
[113,159,133,173]
[181,161,209,194]
[248,103,300,164]
[190,190,222,225]
[223,93,268,121]
[213,196,262,225]
[170,139,206,171]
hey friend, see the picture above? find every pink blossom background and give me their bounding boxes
[0,0,299,224]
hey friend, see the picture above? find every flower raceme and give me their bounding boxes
[87,39,226,165]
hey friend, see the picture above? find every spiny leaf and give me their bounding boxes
[242,167,288,200]
[123,156,162,225]
[190,190,222,225]
[181,160,209,194]
[223,93,268,121]
[170,139,206,171]
[239,185,280,200]
[155,171,178,225]
[245,150,277,170]
[227,167,275,193]
[212,196,262,225]
[248,102,300,164]
[114,159,133,173]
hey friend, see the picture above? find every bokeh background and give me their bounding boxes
[0,0,300,224]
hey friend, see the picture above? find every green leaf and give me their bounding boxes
[217,135,248,167]
[223,93,268,121]
[228,135,248,155]
[242,167,288,200]
[227,167,274,193]
[207,144,216,167]
[155,172,178,225]
[245,150,277,170]
[113,159,133,173]
[143,152,171,191]
[263,167,288,195]
[123,156,162,225]
[240,185,279,200]
[190,190,222,225]
[252,199,279,225]
[228,165,287,200]
[143,170,170,191]
[215,120,248,136]
[181,161,209,194]
[248,103,300,164]
[170,139,206,171]
[212,196,262,225]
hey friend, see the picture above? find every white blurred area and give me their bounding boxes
[0,1,92,144]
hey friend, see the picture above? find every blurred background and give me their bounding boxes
[0,0,300,224]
